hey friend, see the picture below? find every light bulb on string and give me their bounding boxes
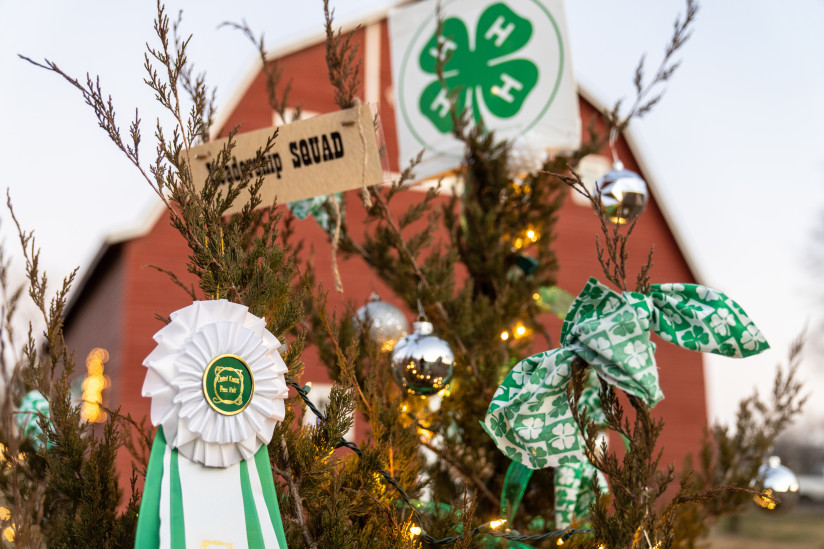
[511,225,540,251]
[501,321,530,342]
[752,455,800,512]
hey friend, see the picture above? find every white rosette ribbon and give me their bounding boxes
[142,299,288,468]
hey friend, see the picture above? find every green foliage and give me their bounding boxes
[2,0,805,548]
[0,198,140,548]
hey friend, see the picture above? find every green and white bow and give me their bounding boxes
[287,193,341,233]
[485,278,768,528]
[483,277,769,470]
[16,390,51,451]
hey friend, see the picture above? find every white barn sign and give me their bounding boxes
[389,0,580,180]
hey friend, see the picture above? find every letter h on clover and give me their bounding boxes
[418,3,539,133]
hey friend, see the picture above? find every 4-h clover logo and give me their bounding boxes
[394,0,569,158]
[418,3,538,133]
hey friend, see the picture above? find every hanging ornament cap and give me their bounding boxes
[354,293,410,351]
[412,320,434,335]
[391,321,455,396]
[753,455,800,513]
[594,161,649,225]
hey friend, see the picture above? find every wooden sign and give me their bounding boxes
[189,105,383,214]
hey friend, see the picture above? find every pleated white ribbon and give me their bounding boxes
[142,300,288,467]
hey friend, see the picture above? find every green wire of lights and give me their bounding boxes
[286,376,595,546]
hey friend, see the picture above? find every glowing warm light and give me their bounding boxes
[489,519,506,529]
[514,323,527,338]
[81,348,109,423]
[556,538,564,546]
[409,525,422,538]
[500,331,510,341]
[753,489,778,510]
[526,229,537,242]
[532,293,540,300]
[513,237,525,249]
[0,507,9,520]
[400,404,408,413]
[3,526,13,542]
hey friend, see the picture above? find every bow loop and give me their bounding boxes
[648,283,769,356]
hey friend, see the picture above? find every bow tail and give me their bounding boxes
[482,349,587,469]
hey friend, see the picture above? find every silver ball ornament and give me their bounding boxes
[594,161,649,224]
[354,294,409,352]
[752,456,800,512]
[390,321,455,396]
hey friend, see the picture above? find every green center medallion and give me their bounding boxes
[202,354,254,416]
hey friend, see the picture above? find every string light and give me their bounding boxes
[0,507,8,521]
[502,321,530,342]
[556,537,565,546]
[81,348,109,423]
[409,525,422,538]
[489,519,506,530]
[512,225,541,250]
[285,376,594,546]
[2,526,13,542]
[753,489,778,510]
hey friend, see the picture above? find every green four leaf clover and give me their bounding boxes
[418,3,539,133]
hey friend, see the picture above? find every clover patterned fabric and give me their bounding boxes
[418,3,538,134]
[554,459,608,529]
[287,193,342,232]
[482,277,769,471]
[16,390,51,451]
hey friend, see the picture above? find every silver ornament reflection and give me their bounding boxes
[594,161,649,224]
[390,321,455,396]
[354,294,409,352]
[753,456,800,512]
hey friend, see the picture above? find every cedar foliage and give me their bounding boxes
[0,0,805,548]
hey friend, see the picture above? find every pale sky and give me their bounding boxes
[2,1,823,433]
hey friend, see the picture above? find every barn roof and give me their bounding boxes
[66,3,704,320]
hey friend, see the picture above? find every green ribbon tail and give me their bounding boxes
[501,461,533,523]
[254,445,289,548]
[135,428,167,549]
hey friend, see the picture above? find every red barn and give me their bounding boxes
[64,8,705,494]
